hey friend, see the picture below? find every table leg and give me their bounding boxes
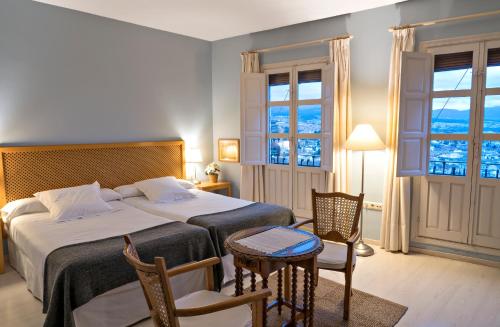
[284,265,291,302]
[309,269,316,327]
[235,266,243,296]
[290,265,298,326]
[251,272,256,292]
[303,269,310,326]
[262,276,268,327]
[277,269,283,315]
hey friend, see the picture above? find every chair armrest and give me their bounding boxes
[346,229,361,246]
[167,257,221,277]
[175,289,272,317]
[291,218,313,229]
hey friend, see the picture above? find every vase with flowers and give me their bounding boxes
[204,162,221,183]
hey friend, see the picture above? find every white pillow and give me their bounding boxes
[100,188,123,202]
[134,177,195,203]
[176,179,195,189]
[113,184,144,198]
[34,182,112,221]
[1,197,48,223]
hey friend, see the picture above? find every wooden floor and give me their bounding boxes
[1,246,499,327]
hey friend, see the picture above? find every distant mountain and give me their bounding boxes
[433,107,500,121]
[485,107,500,121]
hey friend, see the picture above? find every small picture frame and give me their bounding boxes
[218,139,240,163]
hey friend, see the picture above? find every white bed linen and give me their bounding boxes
[9,239,206,327]
[123,190,253,285]
[8,200,175,300]
[122,189,253,223]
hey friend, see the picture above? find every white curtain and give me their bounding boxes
[380,28,415,253]
[327,38,352,193]
[240,52,265,202]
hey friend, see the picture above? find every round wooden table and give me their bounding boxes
[225,226,324,327]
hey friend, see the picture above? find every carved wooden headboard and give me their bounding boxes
[0,140,185,206]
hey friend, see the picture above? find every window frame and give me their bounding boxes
[264,60,327,169]
[426,42,480,178]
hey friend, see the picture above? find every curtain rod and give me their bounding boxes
[389,9,500,32]
[241,34,353,55]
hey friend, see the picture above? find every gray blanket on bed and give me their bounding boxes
[187,202,295,258]
[42,221,217,327]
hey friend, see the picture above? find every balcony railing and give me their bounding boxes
[429,160,500,179]
[269,155,321,167]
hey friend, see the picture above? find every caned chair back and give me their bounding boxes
[311,189,364,243]
[123,235,178,327]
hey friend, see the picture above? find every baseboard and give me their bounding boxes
[410,247,500,268]
[363,238,381,246]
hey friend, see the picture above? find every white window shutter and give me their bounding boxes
[321,63,334,172]
[396,52,432,177]
[240,72,266,165]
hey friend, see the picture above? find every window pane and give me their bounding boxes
[433,52,472,91]
[486,66,500,89]
[431,97,470,134]
[268,106,289,133]
[433,69,472,91]
[269,138,289,165]
[297,138,321,167]
[297,105,321,134]
[298,82,321,100]
[481,141,500,179]
[484,95,500,134]
[298,70,322,100]
[428,140,468,176]
[269,73,290,101]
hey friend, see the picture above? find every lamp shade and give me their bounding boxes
[346,124,385,151]
[186,148,203,163]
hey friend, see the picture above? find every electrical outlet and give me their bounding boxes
[364,201,383,211]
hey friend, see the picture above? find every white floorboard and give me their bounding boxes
[0,246,499,327]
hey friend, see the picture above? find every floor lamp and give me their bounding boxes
[346,124,385,257]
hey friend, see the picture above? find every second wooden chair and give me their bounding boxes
[293,189,364,320]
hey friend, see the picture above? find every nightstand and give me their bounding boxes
[195,181,232,197]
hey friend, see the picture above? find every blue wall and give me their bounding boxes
[0,0,213,166]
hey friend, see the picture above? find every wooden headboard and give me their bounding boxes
[0,140,185,206]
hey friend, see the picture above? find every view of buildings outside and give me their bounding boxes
[268,65,500,179]
[430,66,500,179]
[268,80,322,167]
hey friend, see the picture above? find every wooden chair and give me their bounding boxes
[123,235,271,327]
[292,189,364,320]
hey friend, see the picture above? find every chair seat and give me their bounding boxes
[176,290,252,327]
[317,241,357,270]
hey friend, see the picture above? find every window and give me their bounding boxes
[428,51,473,177]
[267,72,291,165]
[480,47,500,179]
[267,68,324,168]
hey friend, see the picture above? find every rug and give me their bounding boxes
[247,273,407,327]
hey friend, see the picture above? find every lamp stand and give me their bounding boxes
[191,165,201,185]
[354,151,374,257]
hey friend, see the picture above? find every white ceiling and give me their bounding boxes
[34,0,406,41]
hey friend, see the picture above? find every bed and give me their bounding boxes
[0,141,217,327]
[123,189,296,283]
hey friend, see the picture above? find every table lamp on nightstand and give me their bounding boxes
[186,148,203,185]
[346,124,385,257]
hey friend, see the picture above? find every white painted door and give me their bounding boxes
[470,40,500,249]
[418,43,480,243]
[264,62,331,217]
[264,67,293,208]
[415,38,500,251]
